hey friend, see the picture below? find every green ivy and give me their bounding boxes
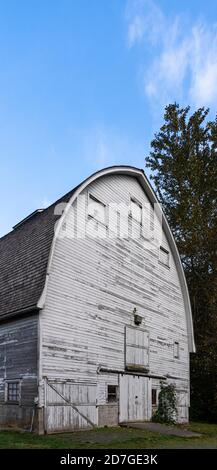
[152,382,177,424]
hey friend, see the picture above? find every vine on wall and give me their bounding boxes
[152,382,177,424]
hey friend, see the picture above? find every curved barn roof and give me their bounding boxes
[0,166,195,352]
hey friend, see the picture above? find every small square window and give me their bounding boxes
[174,341,180,359]
[159,246,170,267]
[7,382,20,402]
[152,389,157,406]
[107,385,118,403]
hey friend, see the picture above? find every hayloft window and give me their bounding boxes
[125,326,149,370]
[130,198,142,224]
[7,382,20,402]
[107,385,118,403]
[159,246,170,267]
[88,194,106,224]
[174,341,180,359]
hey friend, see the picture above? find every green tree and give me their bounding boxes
[146,103,217,421]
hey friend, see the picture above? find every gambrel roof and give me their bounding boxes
[0,184,80,320]
[0,166,195,352]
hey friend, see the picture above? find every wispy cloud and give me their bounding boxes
[189,24,217,105]
[126,0,217,108]
[126,0,164,47]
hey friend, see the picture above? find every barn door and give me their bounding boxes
[177,391,189,423]
[44,379,98,433]
[119,374,151,423]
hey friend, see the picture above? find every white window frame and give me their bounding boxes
[107,384,118,403]
[129,196,143,225]
[151,388,158,407]
[87,193,107,226]
[159,246,170,267]
[5,380,21,404]
[174,341,180,359]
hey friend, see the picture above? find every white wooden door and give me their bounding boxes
[177,391,189,423]
[44,380,98,433]
[119,374,151,423]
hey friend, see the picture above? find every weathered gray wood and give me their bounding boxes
[46,380,96,428]
[119,374,151,422]
[45,380,97,432]
[0,314,38,427]
[40,174,191,428]
[0,168,194,432]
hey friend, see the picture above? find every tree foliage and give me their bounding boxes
[146,103,217,421]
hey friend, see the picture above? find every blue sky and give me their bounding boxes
[0,0,217,237]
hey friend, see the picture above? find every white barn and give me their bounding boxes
[0,166,195,433]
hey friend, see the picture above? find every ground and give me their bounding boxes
[0,423,216,449]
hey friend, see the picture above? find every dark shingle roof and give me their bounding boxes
[0,185,79,320]
[0,166,144,322]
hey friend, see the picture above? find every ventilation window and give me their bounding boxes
[107,385,118,403]
[152,389,157,406]
[174,341,180,359]
[7,382,20,402]
[159,246,170,267]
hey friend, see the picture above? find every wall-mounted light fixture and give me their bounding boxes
[133,307,142,326]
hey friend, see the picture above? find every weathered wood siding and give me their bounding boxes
[119,374,152,422]
[40,174,190,427]
[0,314,38,427]
[97,373,119,426]
[44,380,97,432]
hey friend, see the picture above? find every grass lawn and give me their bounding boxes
[0,422,216,449]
